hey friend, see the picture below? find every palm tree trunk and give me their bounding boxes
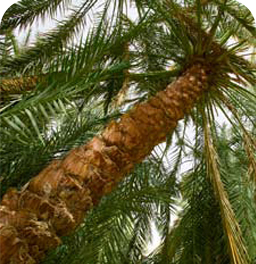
[0,63,209,263]
[0,76,40,94]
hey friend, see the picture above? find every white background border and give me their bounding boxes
[0,0,255,255]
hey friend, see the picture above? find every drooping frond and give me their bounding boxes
[203,114,250,264]
[1,0,99,75]
[0,0,72,33]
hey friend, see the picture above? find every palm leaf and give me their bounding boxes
[203,113,250,264]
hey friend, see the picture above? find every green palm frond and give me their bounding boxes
[0,100,119,195]
[143,164,228,264]
[203,112,250,264]
[217,127,256,260]
[1,0,99,75]
[215,0,256,38]
[0,0,72,33]
[0,33,13,64]
[143,118,256,264]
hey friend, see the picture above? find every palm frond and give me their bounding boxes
[1,0,98,75]
[0,100,117,195]
[0,0,72,33]
[203,113,250,264]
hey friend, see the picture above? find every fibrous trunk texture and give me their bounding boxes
[0,64,209,263]
[0,76,39,94]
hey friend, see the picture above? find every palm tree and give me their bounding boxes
[0,0,255,263]
[40,123,256,264]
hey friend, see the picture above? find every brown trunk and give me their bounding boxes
[0,63,209,263]
[0,76,40,94]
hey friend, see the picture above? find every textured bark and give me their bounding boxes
[0,64,209,263]
[0,76,40,95]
